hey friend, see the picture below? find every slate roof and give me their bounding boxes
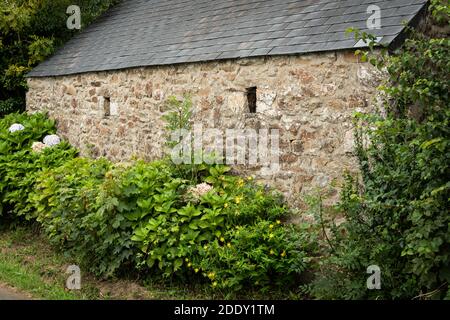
[27,0,428,77]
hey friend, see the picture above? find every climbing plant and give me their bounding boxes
[312,0,450,300]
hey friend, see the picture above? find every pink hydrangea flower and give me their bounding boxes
[31,142,48,153]
[188,183,213,198]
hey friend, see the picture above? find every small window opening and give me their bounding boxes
[103,97,111,117]
[246,87,257,113]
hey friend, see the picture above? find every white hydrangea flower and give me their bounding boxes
[8,123,25,133]
[43,134,61,146]
[31,142,48,153]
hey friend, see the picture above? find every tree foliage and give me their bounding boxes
[0,0,120,115]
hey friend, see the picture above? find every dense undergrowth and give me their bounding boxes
[311,1,450,299]
[0,112,318,296]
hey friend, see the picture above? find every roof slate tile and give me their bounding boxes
[27,0,428,77]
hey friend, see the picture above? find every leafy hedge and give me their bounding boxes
[0,112,78,217]
[0,112,315,294]
[311,1,450,300]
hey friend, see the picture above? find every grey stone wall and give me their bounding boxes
[26,51,382,206]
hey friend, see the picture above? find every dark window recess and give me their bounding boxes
[103,97,111,116]
[246,87,257,113]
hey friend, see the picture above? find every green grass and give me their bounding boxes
[0,226,225,300]
[0,226,143,299]
[0,256,77,299]
[0,225,298,300]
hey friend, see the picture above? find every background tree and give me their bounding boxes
[0,0,120,116]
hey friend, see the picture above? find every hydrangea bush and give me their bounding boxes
[0,112,316,295]
[0,113,77,219]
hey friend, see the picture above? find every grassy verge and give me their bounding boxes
[0,225,297,300]
[0,225,163,299]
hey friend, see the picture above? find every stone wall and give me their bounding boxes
[26,51,382,206]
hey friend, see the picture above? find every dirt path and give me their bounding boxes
[0,284,30,300]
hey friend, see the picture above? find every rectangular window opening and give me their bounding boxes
[103,97,111,117]
[247,87,257,113]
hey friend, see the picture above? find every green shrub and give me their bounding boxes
[194,221,317,293]
[97,160,188,276]
[311,3,450,299]
[29,156,316,291]
[0,112,56,154]
[0,112,77,218]
[0,142,77,219]
[31,157,132,277]
[0,112,316,293]
[103,161,311,292]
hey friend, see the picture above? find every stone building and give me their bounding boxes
[26,0,428,205]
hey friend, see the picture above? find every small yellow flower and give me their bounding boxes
[187,262,192,267]
[269,249,275,255]
[208,272,216,280]
[276,220,281,225]
[237,179,244,186]
[269,233,274,239]
[269,224,274,229]
[281,250,286,257]
[220,237,225,242]
[227,242,231,248]
[194,268,199,273]
[212,281,217,287]
[235,196,242,204]
[247,176,253,181]
[203,245,208,250]
[185,258,189,262]
[224,203,229,208]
